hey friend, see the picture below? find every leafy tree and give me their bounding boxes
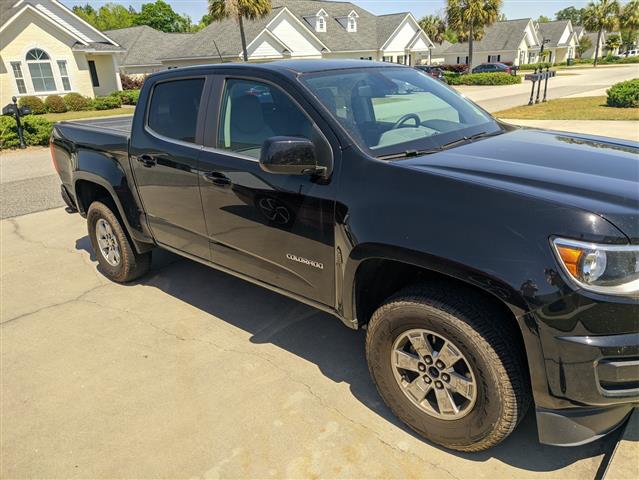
[555,6,585,25]
[418,15,447,44]
[537,15,551,23]
[442,28,459,43]
[94,4,136,30]
[447,0,502,67]
[72,4,98,24]
[605,33,622,52]
[208,0,273,62]
[134,0,192,32]
[583,0,620,65]
[577,35,592,57]
[620,0,639,50]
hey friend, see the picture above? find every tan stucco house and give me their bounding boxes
[0,0,122,107]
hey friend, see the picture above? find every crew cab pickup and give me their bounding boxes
[51,60,638,452]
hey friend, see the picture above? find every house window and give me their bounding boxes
[528,52,536,63]
[382,56,393,62]
[360,57,373,60]
[488,55,501,62]
[10,62,27,94]
[26,48,56,92]
[456,56,469,64]
[348,17,356,32]
[88,60,100,87]
[317,16,325,32]
[57,60,71,91]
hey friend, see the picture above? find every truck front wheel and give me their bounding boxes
[365,283,530,452]
[87,201,151,283]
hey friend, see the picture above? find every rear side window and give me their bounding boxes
[148,78,205,143]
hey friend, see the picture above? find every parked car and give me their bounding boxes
[472,62,513,74]
[51,60,639,453]
[415,65,448,83]
[624,49,638,57]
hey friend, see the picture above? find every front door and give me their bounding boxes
[129,76,209,259]
[197,77,337,306]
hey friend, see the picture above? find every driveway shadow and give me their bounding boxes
[76,239,612,473]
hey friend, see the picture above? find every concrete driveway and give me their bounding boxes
[0,207,617,479]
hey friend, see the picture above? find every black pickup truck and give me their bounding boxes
[51,60,638,452]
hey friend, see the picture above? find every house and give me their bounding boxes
[0,0,123,107]
[537,20,578,64]
[440,18,579,67]
[575,26,607,59]
[106,0,434,76]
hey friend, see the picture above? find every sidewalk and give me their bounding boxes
[500,119,639,142]
[604,410,638,479]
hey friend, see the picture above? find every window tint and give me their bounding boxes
[148,78,205,143]
[218,79,317,159]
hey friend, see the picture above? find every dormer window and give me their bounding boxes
[315,9,328,32]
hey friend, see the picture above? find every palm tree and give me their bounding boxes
[447,0,502,68]
[583,0,620,66]
[605,33,622,54]
[208,0,272,62]
[620,0,639,51]
[419,15,447,45]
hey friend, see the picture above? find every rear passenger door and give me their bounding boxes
[129,76,210,259]
[197,76,338,307]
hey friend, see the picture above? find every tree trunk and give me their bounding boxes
[239,14,248,62]
[594,28,602,67]
[468,24,474,70]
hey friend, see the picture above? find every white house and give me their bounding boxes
[106,0,434,76]
[439,18,579,67]
[0,0,123,106]
[575,26,609,59]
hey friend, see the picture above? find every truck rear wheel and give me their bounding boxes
[87,201,151,283]
[365,283,530,452]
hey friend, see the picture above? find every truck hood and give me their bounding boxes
[401,128,639,241]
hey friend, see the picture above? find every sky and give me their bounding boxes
[61,0,597,23]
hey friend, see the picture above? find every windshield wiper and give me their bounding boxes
[378,130,505,161]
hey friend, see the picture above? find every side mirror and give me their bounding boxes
[259,136,325,176]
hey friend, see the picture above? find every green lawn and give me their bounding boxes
[495,96,639,121]
[42,107,134,122]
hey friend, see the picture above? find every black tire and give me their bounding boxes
[366,283,530,452]
[87,201,151,283]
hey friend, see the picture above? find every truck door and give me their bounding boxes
[129,76,209,260]
[197,76,338,307]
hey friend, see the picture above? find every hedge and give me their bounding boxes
[18,96,46,115]
[120,73,146,90]
[439,63,468,73]
[64,92,92,111]
[0,115,54,149]
[446,72,522,85]
[44,95,67,113]
[606,78,639,108]
[110,89,140,105]
[517,62,553,71]
[91,95,122,110]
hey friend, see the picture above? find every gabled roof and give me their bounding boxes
[1,0,119,46]
[537,20,572,47]
[105,25,188,65]
[444,18,536,54]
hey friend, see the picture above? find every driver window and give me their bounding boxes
[218,79,317,159]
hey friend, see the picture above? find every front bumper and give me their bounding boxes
[531,294,638,446]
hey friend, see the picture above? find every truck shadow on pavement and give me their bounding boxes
[76,238,612,472]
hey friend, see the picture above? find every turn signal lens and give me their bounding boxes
[551,238,639,296]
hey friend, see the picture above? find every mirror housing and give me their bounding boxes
[259,136,325,176]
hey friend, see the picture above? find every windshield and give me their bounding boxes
[300,66,500,157]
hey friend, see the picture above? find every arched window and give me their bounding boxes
[26,48,57,92]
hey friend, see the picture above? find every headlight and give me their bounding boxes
[551,237,639,296]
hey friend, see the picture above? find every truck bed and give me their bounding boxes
[68,115,133,135]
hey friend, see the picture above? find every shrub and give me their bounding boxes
[22,116,54,146]
[517,62,552,71]
[447,72,522,86]
[110,89,140,105]
[120,73,146,90]
[91,95,122,110]
[44,95,67,113]
[64,92,91,111]
[18,96,46,115]
[606,78,639,108]
[616,56,639,64]
[0,115,53,149]
[440,63,468,73]
[0,116,20,149]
